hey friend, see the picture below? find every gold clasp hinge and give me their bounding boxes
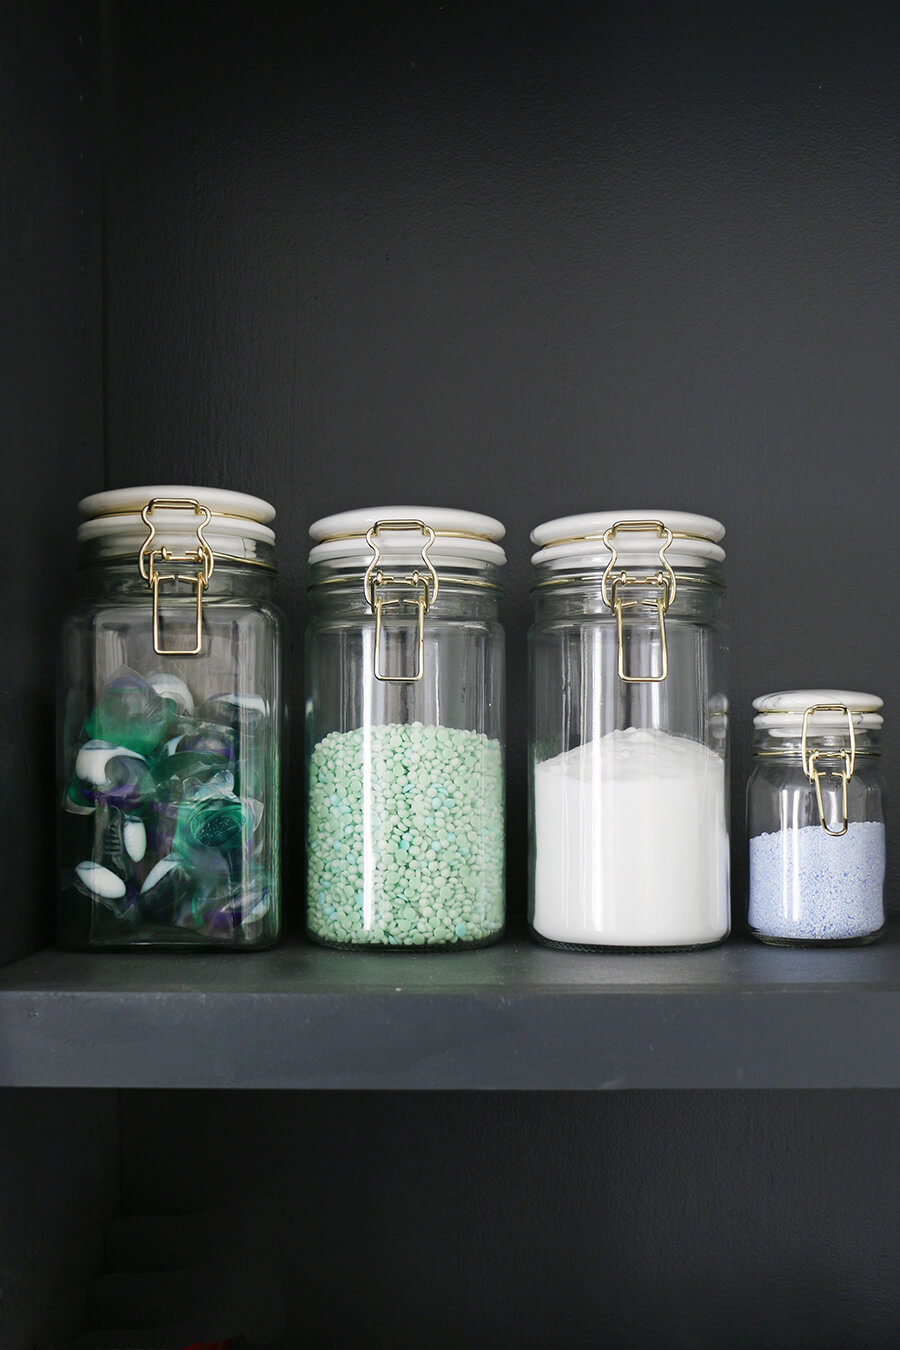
[138,498,215,656]
[363,520,439,682]
[600,520,677,683]
[802,703,856,836]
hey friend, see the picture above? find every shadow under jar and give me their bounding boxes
[305,508,506,950]
[58,487,282,950]
[747,690,886,946]
[528,511,730,951]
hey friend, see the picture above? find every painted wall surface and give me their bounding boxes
[117,1089,900,1348]
[0,0,103,964]
[101,0,900,922]
[0,1090,118,1349]
[4,3,900,1345]
[95,8,900,1343]
[0,9,117,1348]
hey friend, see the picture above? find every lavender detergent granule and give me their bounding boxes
[749,820,885,941]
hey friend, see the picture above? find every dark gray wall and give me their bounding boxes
[94,6,900,1344]
[0,9,118,1349]
[117,1089,900,1349]
[0,1090,119,1349]
[5,3,900,1346]
[102,0,900,921]
[1,0,103,964]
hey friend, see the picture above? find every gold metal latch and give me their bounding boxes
[802,703,856,836]
[600,520,677,683]
[138,498,215,656]
[364,520,439,682]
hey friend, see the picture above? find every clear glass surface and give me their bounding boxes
[528,566,730,950]
[747,727,885,946]
[305,561,505,949]
[58,552,282,949]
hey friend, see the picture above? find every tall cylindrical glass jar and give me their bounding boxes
[59,486,282,949]
[529,511,730,950]
[306,507,506,950]
[747,690,886,946]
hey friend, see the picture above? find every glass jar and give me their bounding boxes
[528,512,730,950]
[747,690,886,946]
[58,486,282,949]
[305,507,506,949]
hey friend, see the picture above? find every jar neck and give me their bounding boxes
[531,562,725,620]
[76,549,276,601]
[78,531,276,568]
[308,557,502,620]
[753,726,882,759]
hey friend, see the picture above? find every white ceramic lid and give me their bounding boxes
[77,485,276,548]
[530,510,725,569]
[80,485,275,523]
[309,506,506,566]
[753,689,884,732]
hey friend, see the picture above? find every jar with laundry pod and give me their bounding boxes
[305,508,506,949]
[58,486,282,949]
[747,691,886,946]
[528,512,730,950]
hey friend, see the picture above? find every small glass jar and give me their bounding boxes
[528,511,730,950]
[305,507,506,949]
[747,690,886,946]
[58,486,282,949]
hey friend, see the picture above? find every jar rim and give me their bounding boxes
[754,743,882,758]
[308,553,502,593]
[76,533,277,573]
[531,566,724,593]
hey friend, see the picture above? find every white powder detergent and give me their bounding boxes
[533,727,729,947]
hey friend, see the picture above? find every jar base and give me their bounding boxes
[528,927,729,954]
[56,933,281,953]
[306,927,505,953]
[749,925,885,948]
[58,944,280,954]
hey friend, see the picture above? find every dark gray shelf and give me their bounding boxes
[1,925,899,1089]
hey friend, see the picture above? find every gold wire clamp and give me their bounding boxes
[138,498,214,656]
[801,703,856,837]
[363,520,438,682]
[600,520,676,684]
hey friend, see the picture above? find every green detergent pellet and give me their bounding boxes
[307,722,504,948]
